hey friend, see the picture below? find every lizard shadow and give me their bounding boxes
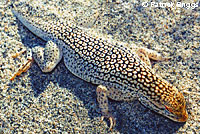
[113,101,186,133]
[14,23,186,133]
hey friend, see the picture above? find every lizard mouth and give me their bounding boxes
[164,104,188,122]
[147,101,188,122]
[177,111,188,122]
[162,109,188,122]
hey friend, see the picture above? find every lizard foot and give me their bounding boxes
[100,114,116,131]
[10,48,33,80]
[96,85,116,131]
[10,58,33,80]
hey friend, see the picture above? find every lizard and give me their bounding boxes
[10,7,188,130]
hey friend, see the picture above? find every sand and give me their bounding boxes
[0,0,199,133]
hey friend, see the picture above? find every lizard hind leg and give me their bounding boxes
[32,40,62,72]
[11,40,63,80]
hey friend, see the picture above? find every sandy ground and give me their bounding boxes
[0,0,199,133]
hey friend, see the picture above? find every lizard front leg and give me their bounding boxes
[96,85,137,130]
[96,85,116,131]
[136,47,170,68]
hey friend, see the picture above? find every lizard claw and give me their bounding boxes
[100,114,116,131]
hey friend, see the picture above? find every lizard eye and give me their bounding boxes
[164,105,173,113]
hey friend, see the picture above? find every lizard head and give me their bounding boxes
[138,81,188,122]
[161,87,188,122]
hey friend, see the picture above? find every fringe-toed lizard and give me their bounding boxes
[11,8,188,130]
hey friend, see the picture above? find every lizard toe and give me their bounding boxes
[100,114,116,131]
